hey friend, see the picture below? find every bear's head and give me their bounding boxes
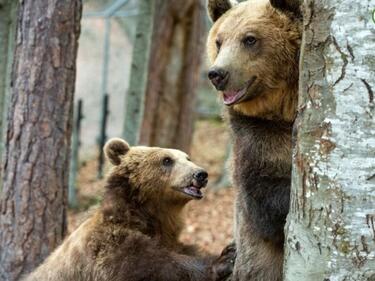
[207,0,302,122]
[104,138,208,205]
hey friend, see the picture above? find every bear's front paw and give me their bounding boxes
[211,242,236,281]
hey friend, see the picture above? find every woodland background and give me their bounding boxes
[71,0,234,253]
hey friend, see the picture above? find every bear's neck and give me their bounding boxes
[144,202,185,248]
[228,108,293,178]
[100,181,185,248]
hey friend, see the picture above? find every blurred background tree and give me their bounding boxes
[75,0,219,156]
[138,0,206,152]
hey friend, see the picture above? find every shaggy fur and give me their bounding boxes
[23,139,232,281]
[206,0,302,280]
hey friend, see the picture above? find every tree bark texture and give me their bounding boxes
[0,0,17,185]
[0,1,82,280]
[284,1,375,280]
[138,0,205,152]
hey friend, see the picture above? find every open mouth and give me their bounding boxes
[222,76,256,106]
[181,185,204,199]
[179,179,207,200]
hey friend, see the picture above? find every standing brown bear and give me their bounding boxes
[206,0,302,280]
[23,138,232,281]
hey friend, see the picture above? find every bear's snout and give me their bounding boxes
[208,68,229,91]
[193,170,208,187]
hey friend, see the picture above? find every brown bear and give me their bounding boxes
[23,138,233,281]
[206,0,302,280]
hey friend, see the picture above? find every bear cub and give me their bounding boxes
[24,138,233,281]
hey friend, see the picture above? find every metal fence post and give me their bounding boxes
[68,99,84,208]
[97,94,109,179]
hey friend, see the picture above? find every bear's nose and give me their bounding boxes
[194,170,208,183]
[208,68,229,91]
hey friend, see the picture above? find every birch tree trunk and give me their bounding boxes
[0,1,82,280]
[138,0,205,152]
[284,1,375,280]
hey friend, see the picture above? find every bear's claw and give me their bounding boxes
[211,242,236,281]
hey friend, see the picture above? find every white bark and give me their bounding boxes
[284,0,375,280]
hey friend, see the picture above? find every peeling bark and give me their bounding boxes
[284,0,375,280]
[0,1,82,280]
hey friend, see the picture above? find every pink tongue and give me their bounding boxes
[183,186,203,198]
[223,91,240,105]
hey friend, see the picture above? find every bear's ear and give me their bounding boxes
[104,138,130,166]
[270,0,302,19]
[207,0,238,22]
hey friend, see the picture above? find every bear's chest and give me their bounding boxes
[229,112,293,181]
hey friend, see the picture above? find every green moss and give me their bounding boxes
[335,225,347,235]
[339,241,351,254]
[364,55,375,68]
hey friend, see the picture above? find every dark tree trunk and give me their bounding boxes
[139,0,205,152]
[0,1,82,280]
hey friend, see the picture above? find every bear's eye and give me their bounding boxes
[215,39,222,51]
[162,157,174,167]
[243,36,257,47]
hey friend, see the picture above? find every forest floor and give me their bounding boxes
[68,119,235,255]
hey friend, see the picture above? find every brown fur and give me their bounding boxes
[23,139,221,281]
[228,113,293,281]
[206,0,302,280]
